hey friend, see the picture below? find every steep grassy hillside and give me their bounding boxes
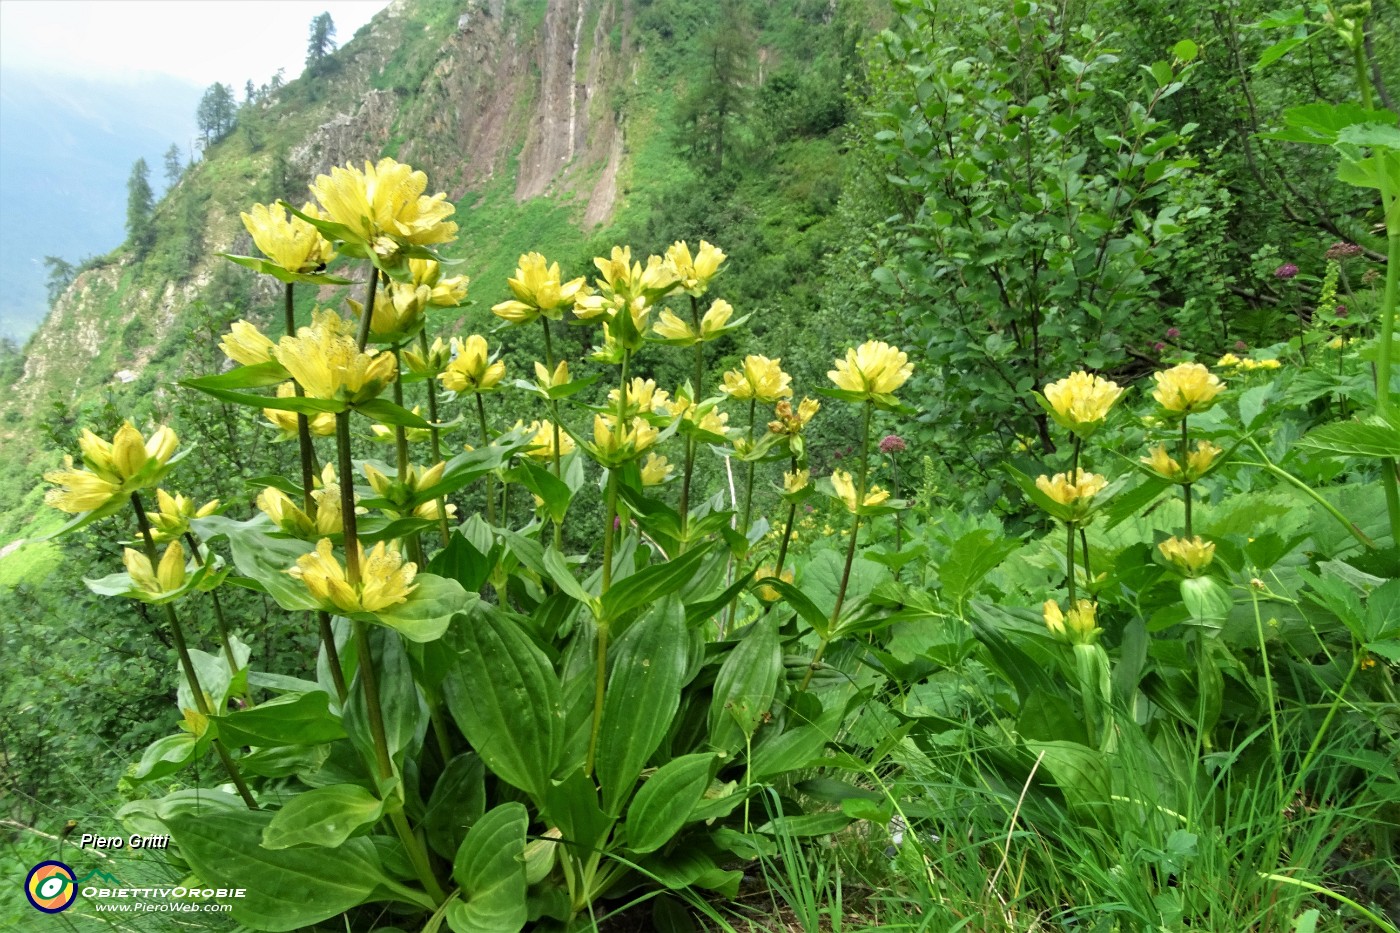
[0,0,871,561]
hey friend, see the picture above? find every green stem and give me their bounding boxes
[336,411,444,903]
[183,531,237,671]
[587,352,630,774]
[1375,224,1400,544]
[1250,583,1285,805]
[131,495,257,810]
[418,330,452,546]
[1292,653,1363,795]
[474,393,497,527]
[774,452,800,579]
[540,319,564,550]
[799,401,872,691]
[284,283,318,512]
[679,296,706,542]
[287,284,347,692]
[1069,435,1083,598]
[1351,32,1375,111]
[1240,438,1377,549]
[741,397,757,533]
[1066,521,1078,606]
[389,341,423,567]
[316,610,349,704]
[1179,416,1193,539]
[355,269,380,352]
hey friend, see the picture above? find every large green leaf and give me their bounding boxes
[425,752,487,860]
[600,542,713,623]
[443,606,563,799]
[161,808,394,931]
[133,733,201,781]
[597,595,689,815]
[345,628,421,764]
[261,784,386,849]
[375,574,470,642]
[448,803,528,933]
[222,253,355,285]
[708,614,781,753]
[215,691,346,748]
[193,514,317,611]
[1298,418,1400,460]
[937,528,1018,610]
[623,753,714,854]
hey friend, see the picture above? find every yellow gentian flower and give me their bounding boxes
[769,398,820,435]
[784,469,810,494]
[264,382,338,438]
[149,489,218,542]
[1041,371,1124,437]
[829,340,914,399]
[124,541,187,597]
[1152,363,1225,415]
[275,312,397,406]
[666,240,726,296]
[220,320,277,367]
[240,201,335,274]
[1159,535,1216,576]
[407,258,469,307]
[521,420,576,461]
[534,359,570,390]
[44,422,180,513]
[592,414,658,462]
[831,468,890,513]
[309,158,457,259]
[1043,599,1101,645]
[721,355,792,403]
[1036,469,1108,509]
[439,335,506,393]
[607,378,671,418]
[492,252,587,324]
[640,453,673,486]
[288,538,417,614]
[652,308,696,343]
[402,337,452,377]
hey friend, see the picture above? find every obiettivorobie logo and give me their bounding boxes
[23,860,246,916]
[24,862,119,913]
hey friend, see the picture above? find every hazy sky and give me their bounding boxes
[0,0,391,89]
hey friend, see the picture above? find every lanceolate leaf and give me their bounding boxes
[161,808,397,931]
[261,784,385,849]
[449,803,528,933]
[215,691,346,748]
[708,614,782,753]
[443,606,563,799]
[624,753,714,854]
[374,574,469,643]
[597,596,689,815]
[222,253,356,286]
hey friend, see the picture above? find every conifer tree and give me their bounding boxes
[163,143,183,188]
[125,159,155,260]
[306,13,337,74]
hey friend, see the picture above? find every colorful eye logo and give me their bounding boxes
[26,861,77,913]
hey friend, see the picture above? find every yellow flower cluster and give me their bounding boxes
[148,489,218,542]
[44,422,180,513]
[492,252,588,325]
[721,355,792,403]
[1216,353,1281,371]
[264,382,338,438]
[241,202,336,274]
[828,341,914,399]
[665,240,726,296]
[1140,440,1223,483]
[1043,599,1100,645]
[276,310,396,406]
[309,158,457,260]
[439,335,505,393]
[652,299,734,345]
[1152,363,1225,414]
[1158,535,1215,576]
[125,541,189,597]
[258,465,350,538]
[289,538,418,614]
[1035,469,1108,508]
[1041,371,1123,437]
[831,469,890,513]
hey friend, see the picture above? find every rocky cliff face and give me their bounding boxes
[5,0,633,421]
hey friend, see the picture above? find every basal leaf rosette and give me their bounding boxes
[43,422,190,534]
[287,538,467,643]
[85,540,224,605]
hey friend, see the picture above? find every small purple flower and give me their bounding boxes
[880,434,907,454]
[1234,340,1248,352]
[1165,327,1181,340]
[1274,263,1299,280]
[1325,242,1362,261]
[1153,342,1166,353]
[613,516,621,530]
[1335,305,1348,318]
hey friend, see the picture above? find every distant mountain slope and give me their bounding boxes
[0,70,202,339]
